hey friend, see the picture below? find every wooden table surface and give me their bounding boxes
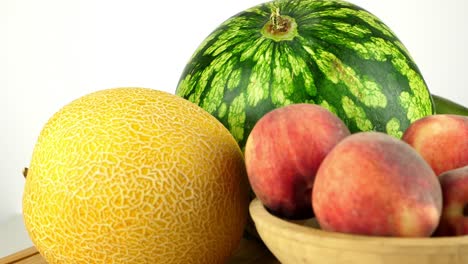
[0,237,279,264]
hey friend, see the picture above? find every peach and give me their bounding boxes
[402,114,468,176]
[244,104,350,219]
[434,166,468,236]
[313,132,442,237]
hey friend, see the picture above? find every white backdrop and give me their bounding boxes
[1,0,468,223]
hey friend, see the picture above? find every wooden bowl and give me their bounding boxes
[249,198,468,264]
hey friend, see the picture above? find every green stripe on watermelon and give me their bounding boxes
[176,0,434,149]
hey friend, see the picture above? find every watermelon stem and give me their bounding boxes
[262,7,298,42]
[270,8,286,32]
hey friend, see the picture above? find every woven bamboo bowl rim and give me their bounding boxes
[249,198,468,264]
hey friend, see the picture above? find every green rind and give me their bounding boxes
[176,0,434,148]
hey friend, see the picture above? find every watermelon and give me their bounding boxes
[176,0,434,148]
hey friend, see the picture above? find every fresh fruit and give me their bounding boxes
[176,0,434,149]
[432,94,468,116]
[402,114,468,176]
[313,132,442,237]
[244,104,350,219]
[22,88,250,264]
[434,166,468,236]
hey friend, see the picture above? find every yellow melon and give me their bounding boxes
[22,87,250,264]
